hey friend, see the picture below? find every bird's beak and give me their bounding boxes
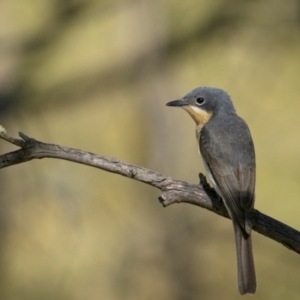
[166,99,188,107]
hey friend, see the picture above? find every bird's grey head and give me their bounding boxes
[166,87,236,126]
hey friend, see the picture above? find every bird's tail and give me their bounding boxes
[233,221,257,295]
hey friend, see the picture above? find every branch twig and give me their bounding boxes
[1,131,300,254]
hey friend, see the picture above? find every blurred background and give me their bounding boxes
[1,0,300,299]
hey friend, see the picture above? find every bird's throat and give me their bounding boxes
[183,106,213,129]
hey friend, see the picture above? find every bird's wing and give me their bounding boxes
[199,126,255,235]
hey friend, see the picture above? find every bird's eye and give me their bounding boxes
[196,97,205,105]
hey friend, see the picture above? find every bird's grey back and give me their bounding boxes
[202,113,255,169]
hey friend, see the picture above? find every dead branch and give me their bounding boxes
[1,130,300,254]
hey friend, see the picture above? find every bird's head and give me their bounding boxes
[166,87,235,126]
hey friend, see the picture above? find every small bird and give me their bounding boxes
[166,87,256,295]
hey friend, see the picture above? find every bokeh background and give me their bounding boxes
[1,0,300,299]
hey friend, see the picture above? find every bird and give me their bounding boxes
[166,87,256,295]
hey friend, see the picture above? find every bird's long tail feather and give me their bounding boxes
[233,221,257,295]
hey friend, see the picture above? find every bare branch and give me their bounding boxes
[1,131,300,254]
[0,127,25,147]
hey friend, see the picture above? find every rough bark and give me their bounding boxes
[0,130,300,254]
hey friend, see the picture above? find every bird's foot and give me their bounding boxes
[199,173,220,199]
[199,173,210,188]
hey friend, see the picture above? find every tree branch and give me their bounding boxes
[1,131,300,254]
